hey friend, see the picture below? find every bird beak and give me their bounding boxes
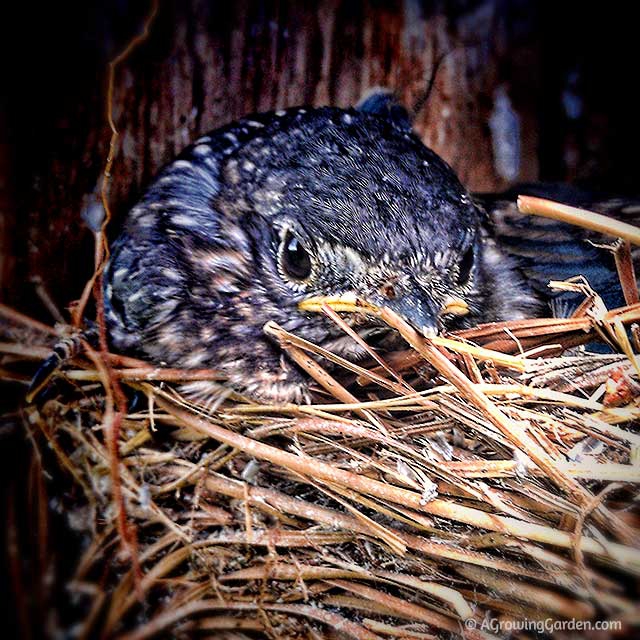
[298,293,469,338]
[441,298,470,317]
[298,292,376,315]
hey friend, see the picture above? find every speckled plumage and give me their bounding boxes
[104,103,539,402]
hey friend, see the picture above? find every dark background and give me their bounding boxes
[1,1,639,636]
[2,0,639,318]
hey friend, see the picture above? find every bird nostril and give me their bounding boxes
[380,283,397,300]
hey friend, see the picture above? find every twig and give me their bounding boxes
[517,196,640,246]
[72,0,159,327]
[0,303,58,336]
[613,239,639,305]
[154,393,640,573]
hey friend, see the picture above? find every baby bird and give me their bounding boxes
[103,98,541,402]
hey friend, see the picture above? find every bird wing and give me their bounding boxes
[474,183,640,317]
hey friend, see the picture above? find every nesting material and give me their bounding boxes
[2,251,640,639]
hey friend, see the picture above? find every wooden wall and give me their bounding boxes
[2,0,639,317]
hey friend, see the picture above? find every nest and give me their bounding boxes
[2,245,640,639]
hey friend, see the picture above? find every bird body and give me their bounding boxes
[103,103,554,402]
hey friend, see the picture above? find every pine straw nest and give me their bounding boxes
[4,193,640,639]
[2,272,639,640]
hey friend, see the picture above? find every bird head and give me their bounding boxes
[216,107,488,349]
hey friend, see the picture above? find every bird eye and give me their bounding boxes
[457,244,475,285]
[279,230,312,281]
